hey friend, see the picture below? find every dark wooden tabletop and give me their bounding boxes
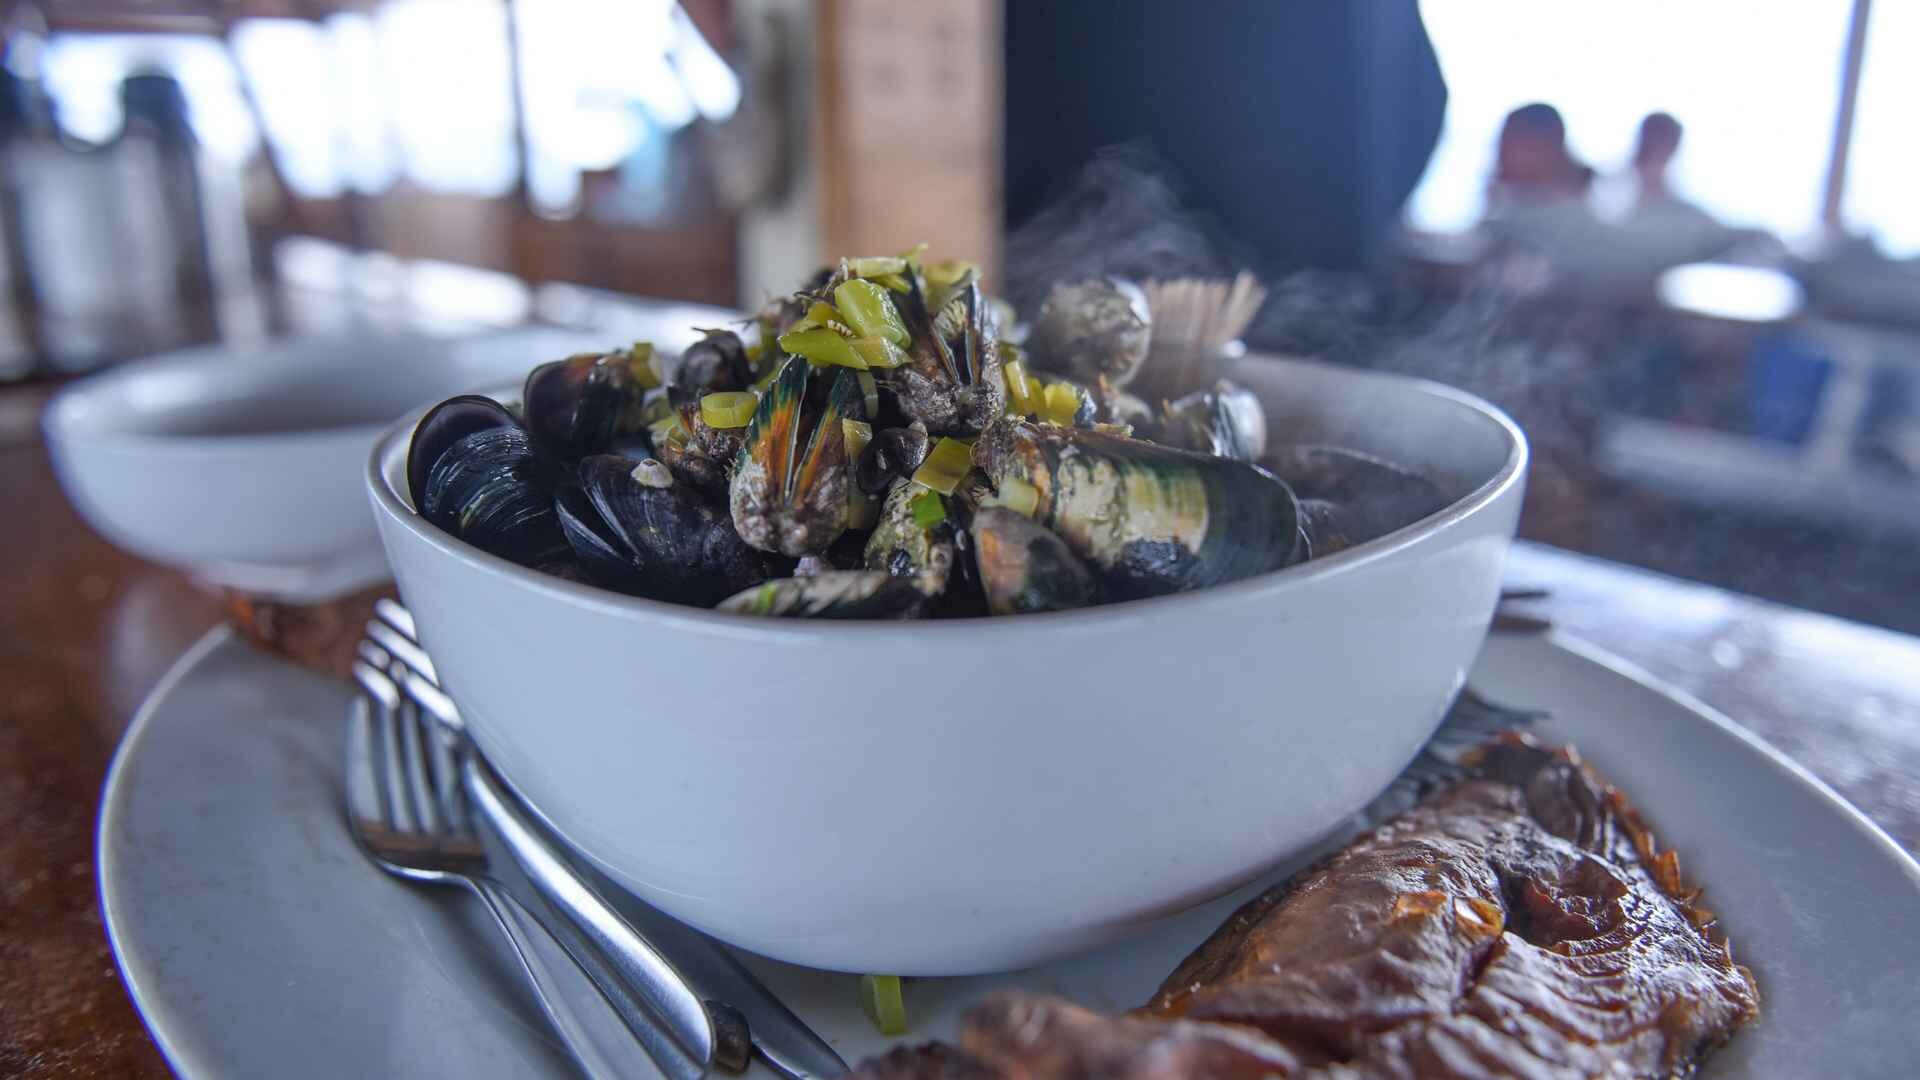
[4,340,1917,1078]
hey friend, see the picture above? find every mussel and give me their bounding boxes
[971,507,1099,615]
[1160,379,1267,462]
[1262,444,1447,550]
[675,328,754,394]
[562,454,769,605]
[408,395,568,567]
[522,346,660,459]
[653,384,745,495]
[717,569,934,619]
[729,358,863,557]
[854,421,931,497]
[863,478,956,589]
[1028,277,1152,389]
[976,419,1302,598]
[886,273,1006,436]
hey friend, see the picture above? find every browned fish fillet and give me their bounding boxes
[849,733,1758,1080]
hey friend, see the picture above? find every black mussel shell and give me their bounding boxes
[555,484,643,590]
[1263,445,1446,547]
[676,329,753,394]
[408,395,519,512]
[578,454,770,605]
[971,507,1099,615]
[523,352,650,459]
[420,424,568,566]
[855,422,931,496]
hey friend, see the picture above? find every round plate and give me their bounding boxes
[100,629,1920,1077]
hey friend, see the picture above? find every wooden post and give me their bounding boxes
[812,0,1002,280]
[1821,0,1872,228]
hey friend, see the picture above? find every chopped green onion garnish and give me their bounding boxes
[842,418,873,462]
[700,391,758,429]
[1041,382,1084,426]
[790,301,844,333]
[869,272,911,293]
[909,488,946,529]
[910,436,975,495]
[859,974,908,1036]
[925,259,977,289]
[982,476,1039,517]
[779,327,868,370]
[833,279,911,348]
[850,336,909,370]
[1003,358,1038,416]
[627,342,664,389]
[648,414,688,449]
[855,370,881,417]
[849,255,908,278]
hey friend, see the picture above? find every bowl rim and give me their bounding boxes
[43,331,475,458]
[366,355,1529,638]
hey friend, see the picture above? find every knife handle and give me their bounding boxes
[471,879,666,1080]
[465,758,714,1080]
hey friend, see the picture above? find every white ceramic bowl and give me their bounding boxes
[367,353,1527,974]
[44,327,639,599]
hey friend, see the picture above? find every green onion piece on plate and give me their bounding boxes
[859,974,908,1036]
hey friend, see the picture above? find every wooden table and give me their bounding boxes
[5,386,1918,1077]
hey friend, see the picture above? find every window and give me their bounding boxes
[1409,0,1853,243]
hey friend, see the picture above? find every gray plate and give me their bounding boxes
[100,629,1920,1078]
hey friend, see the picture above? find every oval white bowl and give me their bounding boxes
[367,353,1528,973]
[43,326,672,599]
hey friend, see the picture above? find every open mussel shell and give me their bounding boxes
[1262,444,1447,546]
[523,350,652,459]
[718,569,933,619]
[889,274,1006,436]
[978,419,1302,599]
[408,394,520,511]
[729,359,861,557]
[575,454,770,605]
[971,507,1099,615]
[1029,276,1152,389]
[1161,379,1267,462]
[418,422,569,567]
[555,483,643,590]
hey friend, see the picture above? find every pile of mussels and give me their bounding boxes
[407,255,1446,618]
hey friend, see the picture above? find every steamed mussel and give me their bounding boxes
[409,395,568,567]
[403,250,1447,619]
[974,419,1303,599]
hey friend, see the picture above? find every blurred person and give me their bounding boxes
[1630,111,1685,207]
[1478,103,1603,277]
[1004,1,1448,277]
[1488,103,1590,209]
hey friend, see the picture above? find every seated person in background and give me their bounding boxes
[1487,103,1591,210]
[1594,111,1740,279]
[1481,103,1602,271]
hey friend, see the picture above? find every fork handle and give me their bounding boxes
[464,758,715,1080]
[473,881,666,1080]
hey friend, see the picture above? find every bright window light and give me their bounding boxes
[1409,1,1851,242]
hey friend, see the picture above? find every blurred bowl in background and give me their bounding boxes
[43,326,625,600]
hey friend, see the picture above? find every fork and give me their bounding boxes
[349,650,716,1080]
[369,599,848,1080]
